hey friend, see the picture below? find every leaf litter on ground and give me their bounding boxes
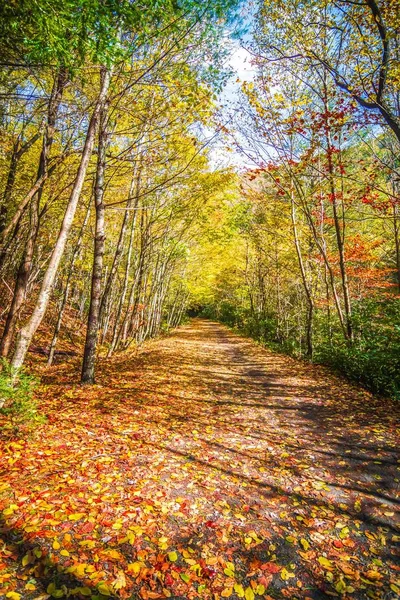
[0,320,399,599]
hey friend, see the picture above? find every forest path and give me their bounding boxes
[1,319,400,600]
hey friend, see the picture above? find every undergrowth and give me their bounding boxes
[0,361,44,435]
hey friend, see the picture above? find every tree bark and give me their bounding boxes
[47,202,91,366]
[81,98,109,384]
[0,131,41,234]
[10,67,111,372]
[290,187,314,357]
[392,194,400,294]
[107,199,138,356]
[1,70,67,357]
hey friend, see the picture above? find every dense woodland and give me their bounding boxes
[0,0,399,397]
[1,3,400,600]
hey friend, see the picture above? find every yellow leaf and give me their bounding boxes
[98,583,112,596]
[335,579,347,594]
[79,540,95,548]
[102,549,122,560]
[255,584,265,595]
[113,571,127,590]
[60,549,70,557]
[127,561,145,575]
[244,537,252,544]
[280,568,296,581]
[112,522,123,530]
[74,563,87,577]
[52,540,60,550]
[221,588,232,597]
[245,586,255,600]
[22,553,31,567]
[6,593,22,600]
[168,551,178,562]
[68,513,85,521]
[234,583,245,597]
[318,556,333,570]
[25,583,36,591]
[365,570,382,581]
[300,538,309,551]
[126,531,136,545]
[224,568,235,577]
[286,536,295,544]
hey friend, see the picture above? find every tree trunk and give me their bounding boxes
[393,202,400,294]
[325,127,353,343]
[107,200,138,356]
[11,67,111,372]
[300,194,348,340]
[47,203,91,366]
[0,131,41,234]
[1,70,67,357]
[99,168,141,326]
[81,97,109,384]
[290,188,314,357]
[0,200,39,357]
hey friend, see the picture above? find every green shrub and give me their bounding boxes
[0,362,44,433]
[315,298,400,399]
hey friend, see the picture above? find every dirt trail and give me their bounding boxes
[1,319,399,600]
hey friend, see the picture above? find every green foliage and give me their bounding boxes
[0,362,43,431]
[0,0,243,71]
[315,299,400,399]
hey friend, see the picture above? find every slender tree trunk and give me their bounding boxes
[325,128,353,342]
[133,270,149,346]
[290,188,314,357]
[11,67,111,372]
[0,166,58,272]
[300,194,348,339]
[321,75,353,342]
[81,98,109,384]
[100,163,143,326]
[0,200,39,357]
[47,203,91,366]
[116,227,147,350]
[0,131,41,234]
[393,202,400,294]
[107,203,138,356]
[1,70,67,357]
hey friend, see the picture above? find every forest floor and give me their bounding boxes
[0,319,399,600]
